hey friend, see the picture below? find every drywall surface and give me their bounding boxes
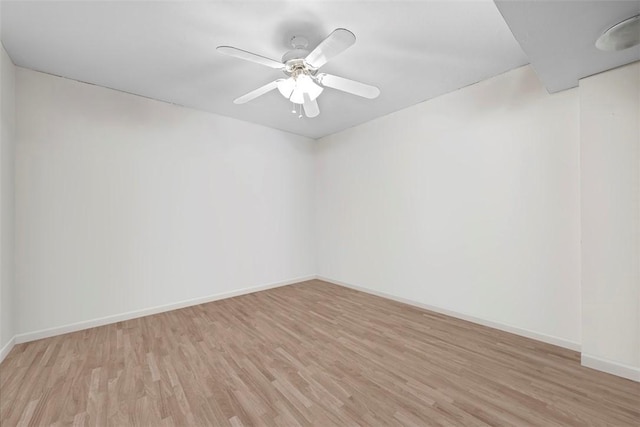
[316,65,581,347]
[580,61,640,376]
[0,44,16,355]
[15,68,315,335]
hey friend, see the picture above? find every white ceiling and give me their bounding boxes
[3,1,638,139]
[495,0,640,93]
[1,0,529,139]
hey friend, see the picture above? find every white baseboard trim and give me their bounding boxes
[0,336,16,364]
[14,275,316,345]
[317,276,581,352]
[581,354,640,382]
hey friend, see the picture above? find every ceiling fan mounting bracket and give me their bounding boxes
[290,36,309,49]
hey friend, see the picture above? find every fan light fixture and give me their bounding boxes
[596,15,640,51]
[277,73,324,105]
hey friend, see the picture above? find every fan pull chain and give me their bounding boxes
[291,102,303,118]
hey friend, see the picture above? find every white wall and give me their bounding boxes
[316,65,581,348]
[580,61,640,381]
[0,44,16,356]
[15,68,315,337]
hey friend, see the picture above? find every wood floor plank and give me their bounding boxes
[1,280,639,426]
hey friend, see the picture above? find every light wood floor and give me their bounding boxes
[1,280,639,426]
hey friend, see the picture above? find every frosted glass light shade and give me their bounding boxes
[277,78,295,98]
[279,75,324,104]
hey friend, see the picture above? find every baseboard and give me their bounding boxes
[581,354,640,382]
[317,276,581,352]
[14,275,316,344]
[0,336,16,364]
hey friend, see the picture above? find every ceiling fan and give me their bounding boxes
[217,28,380,118]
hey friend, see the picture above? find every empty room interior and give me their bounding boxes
[1,0,640,425]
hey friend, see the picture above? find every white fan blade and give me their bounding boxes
[318,73,380,99]
[217,46,284,69]
[234,80,280,104]
[303,93,320,118]
[305,28,356,69]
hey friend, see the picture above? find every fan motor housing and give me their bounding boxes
[282,56,317,76]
